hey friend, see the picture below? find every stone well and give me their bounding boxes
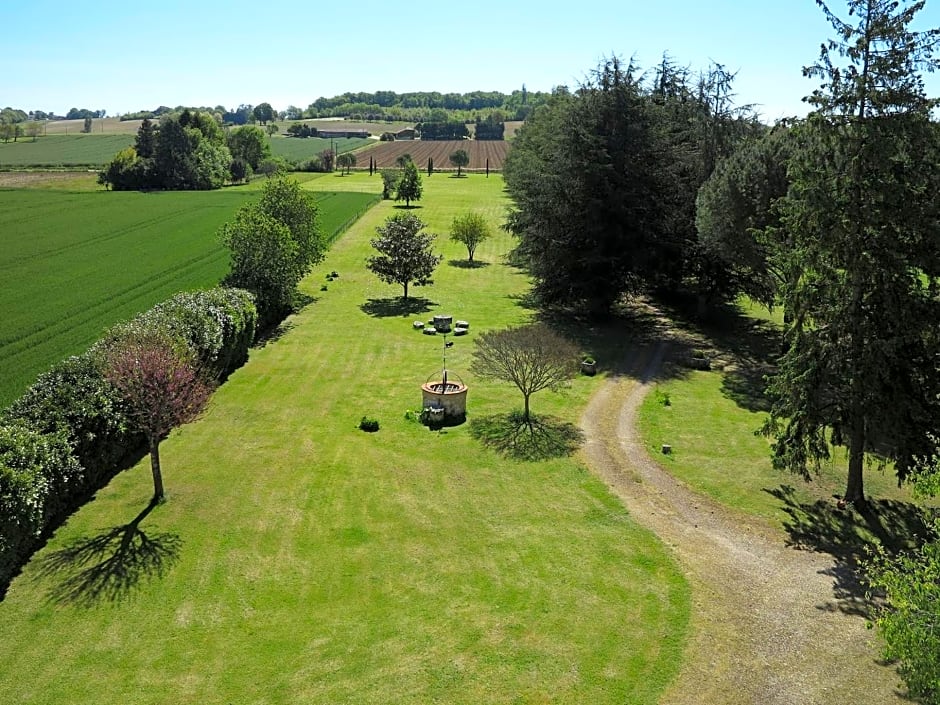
[421,373,468,425]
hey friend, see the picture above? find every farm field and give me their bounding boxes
[0,185,379,406]
[0,134,134,167]
[269,136,372,163]
[0,173,689,705]
[274,118,415,134]
[0,134,367,168]
[42,117,144,135]
[354,140,511,171]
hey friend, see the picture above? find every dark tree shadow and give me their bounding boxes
[721,362,775,413]
[765,484,931,617]
[651,292,784,412]
[392,204,422,210]
[448,259,490,269]
[523,296,685,384]
[470,411,584,461]
[253,320,296,348]
[34,501,182,607]
[360,296,435,318]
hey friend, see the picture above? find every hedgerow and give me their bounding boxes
[0,286,257,593]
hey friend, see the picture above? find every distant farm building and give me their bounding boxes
[395,128,416,140]
[318,129,370,139]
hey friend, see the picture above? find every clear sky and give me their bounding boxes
[5,0,940,122]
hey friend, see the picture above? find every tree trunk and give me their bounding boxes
[403,281,409,300]
[149,437,165,501]
[845,393,866,505]
[523,394,531,423]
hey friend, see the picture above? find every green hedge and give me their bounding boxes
[0,287,257,593]
[0,424,81,582]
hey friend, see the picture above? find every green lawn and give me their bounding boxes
[0,186,378,406]
[637,302,923,528]
[0,173,689,705]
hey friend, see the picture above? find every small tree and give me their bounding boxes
[253,102,275,125]
[24,121,42,142]
[395,153,413,170]
[380,168,399,199]
[366,213,442,299]
[82,117,93,133]
[449,149,470,176]
[396,160,423,207]
[450,212,492,262]
[470,324,579,422]
[319,148,335,172]
[336,152,357,175]
[104,335,213,501]
[867,454,940,702]
[266,123,278,136]
[219,173,322,324]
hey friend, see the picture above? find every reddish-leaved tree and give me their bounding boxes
[105,336,213,501]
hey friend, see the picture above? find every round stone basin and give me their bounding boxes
[421,380,468,425]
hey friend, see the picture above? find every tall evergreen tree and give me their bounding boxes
[763,0,940,504]
[695,124,794,310]
[504,60,661,315]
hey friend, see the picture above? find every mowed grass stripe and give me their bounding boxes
[0,173,689,704]
[0,187,379,406]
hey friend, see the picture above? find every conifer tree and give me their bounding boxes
[763,0,940,504]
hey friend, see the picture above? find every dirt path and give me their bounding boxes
[580,344,905,704]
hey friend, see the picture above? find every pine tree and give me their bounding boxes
[763,0,940,504]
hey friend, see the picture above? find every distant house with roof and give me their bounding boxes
[317,129,370,139]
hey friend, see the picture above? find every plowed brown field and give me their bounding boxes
[354,140,510,171]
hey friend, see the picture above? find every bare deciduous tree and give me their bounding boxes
[471,324,579,422]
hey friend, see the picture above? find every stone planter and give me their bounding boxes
[580,359,597,376]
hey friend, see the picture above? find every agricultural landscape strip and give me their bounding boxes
[354,140,511,170]
[0,186,378,405]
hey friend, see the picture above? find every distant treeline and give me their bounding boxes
[1,107,106,123]
[6,88,546,130]
[303,88,547,122]
[112,89,548,127]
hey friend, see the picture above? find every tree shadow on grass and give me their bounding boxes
[360,296,436,318]
[448,259,490,269]
[765,484,931,617]
[34,500,182,607]
[652,293,784,413]
[470,411,584,461]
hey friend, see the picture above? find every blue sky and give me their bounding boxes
[5,0,939,122]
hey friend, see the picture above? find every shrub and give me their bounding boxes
[96,288,257,379]
[3,353,140,488]
[0,423,81,587]
[359,416,380,432]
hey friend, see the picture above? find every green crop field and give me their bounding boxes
[0,135,370,168]
[0,186,379,406]
[269,136,372,162]
[0,134,134,167]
